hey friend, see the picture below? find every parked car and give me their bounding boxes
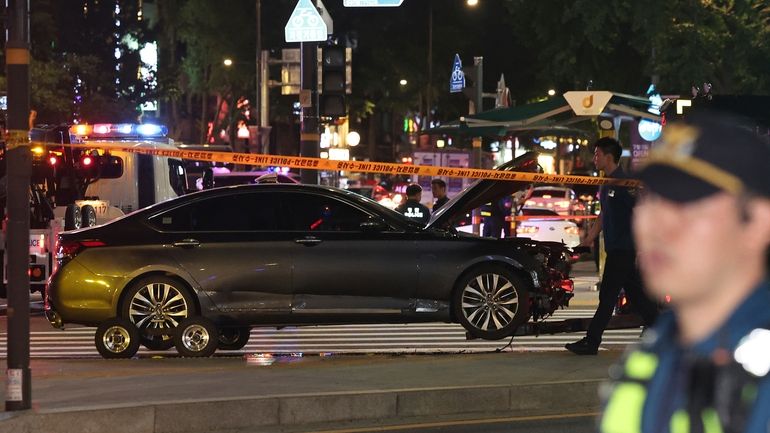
[46,152,575,358]
[195,170,300,190]
[515,208,581,248]
[524,186,582,216]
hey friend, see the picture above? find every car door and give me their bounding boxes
[148,191,293,316]
[286,191,418,316]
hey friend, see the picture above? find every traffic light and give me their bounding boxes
[462,58,483,113]
[320,46,346,118]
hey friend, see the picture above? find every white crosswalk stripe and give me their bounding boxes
[0,309,641,358]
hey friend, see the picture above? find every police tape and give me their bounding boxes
[31,141,641,188]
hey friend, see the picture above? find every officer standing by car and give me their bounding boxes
[599,111,770,433]
[566,137,658,355]
[396,184,430,224]
[431,178,449,213]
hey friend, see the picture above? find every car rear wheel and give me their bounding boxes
[174,316,218,357]
[94,318,140,359]
[453,265,529,340]
[218,327,251,350]
[121,276,195,352]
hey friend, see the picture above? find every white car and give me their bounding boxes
[524,186,580,216]
[515,208,580,247]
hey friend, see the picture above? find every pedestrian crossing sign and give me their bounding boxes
[285,0,328,43]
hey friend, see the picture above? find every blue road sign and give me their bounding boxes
[450,54,465,93]
[285,0,328,43]
[343,0,404,7]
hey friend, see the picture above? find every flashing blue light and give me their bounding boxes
[137,124,167,136]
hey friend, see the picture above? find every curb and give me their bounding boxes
[0,379,602,433]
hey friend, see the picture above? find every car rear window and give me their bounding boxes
[530,189,566,198]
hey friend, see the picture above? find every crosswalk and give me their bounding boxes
[0,309,642,358]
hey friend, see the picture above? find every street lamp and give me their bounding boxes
[400,79,408,86]
[547,89,556,96]
[223,58,234,67]
[426,1,479,126]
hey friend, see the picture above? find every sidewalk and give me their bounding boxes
[0,351,619,433]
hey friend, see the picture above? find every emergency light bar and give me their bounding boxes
[70,123,168,139]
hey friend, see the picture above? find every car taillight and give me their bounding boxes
[57,239,106,265]
[564,226,579,235]
[561,279,574,292]
[517,226,539,234]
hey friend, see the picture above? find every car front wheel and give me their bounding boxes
[453,265,529,340]
[121,276,194,352]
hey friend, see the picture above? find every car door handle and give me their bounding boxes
[172,239,201,248]
[295,237,323,246]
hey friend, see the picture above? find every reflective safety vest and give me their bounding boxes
[600,327,770,433]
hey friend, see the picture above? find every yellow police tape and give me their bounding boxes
[31,141,640,187]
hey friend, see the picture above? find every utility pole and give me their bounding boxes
[299,41,319,184]
[5,0,32,411]
[426,0,433,127]
[255,0,262,130]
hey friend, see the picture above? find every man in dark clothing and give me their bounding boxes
[430,178,449,213]
[566,137,658,355]
[396,183,430,224]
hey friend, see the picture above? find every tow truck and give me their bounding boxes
[0,123,187,297]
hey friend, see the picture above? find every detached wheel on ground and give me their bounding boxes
[94,317,140,359]
[453,265,530,340]
[80,204,97,227]
[120,276,195,352]
[218,327,251,350]
[174,316,218,357]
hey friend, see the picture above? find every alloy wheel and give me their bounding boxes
[101,325,131,353]
[180,324,211,352]
[128,282,190,334]
[460,273,519,333]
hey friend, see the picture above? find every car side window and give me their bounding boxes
[286,193,370,232]
[149,192,280,231]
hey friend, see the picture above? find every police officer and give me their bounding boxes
[431,178,449,213]
[599,111,770,433]
[566,137,659,355]
[396,183,430,224]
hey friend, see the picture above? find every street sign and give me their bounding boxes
[449,54,465,93]
[343,0,404,7]
[285,0,328,43]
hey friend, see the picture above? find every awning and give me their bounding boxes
[424,91,661,137]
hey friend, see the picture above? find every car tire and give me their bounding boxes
[174,316,218,357]
[121,276,195,351]
[94,317,140,359]
[453,265,530,340]
[218,327,251,351]
[140,335,176,351]
[64,204,82,231]
[80,204,97,228]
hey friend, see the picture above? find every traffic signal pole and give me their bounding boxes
[5,0,32,411]
[300,42,319,184]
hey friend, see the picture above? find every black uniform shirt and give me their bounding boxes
[397,199,430,224]
[599,166,636,252]
[433,196,449,213]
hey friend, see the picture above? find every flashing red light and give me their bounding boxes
[665,295,672,303]
[48,156,58,166]
[82,156,93,166]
